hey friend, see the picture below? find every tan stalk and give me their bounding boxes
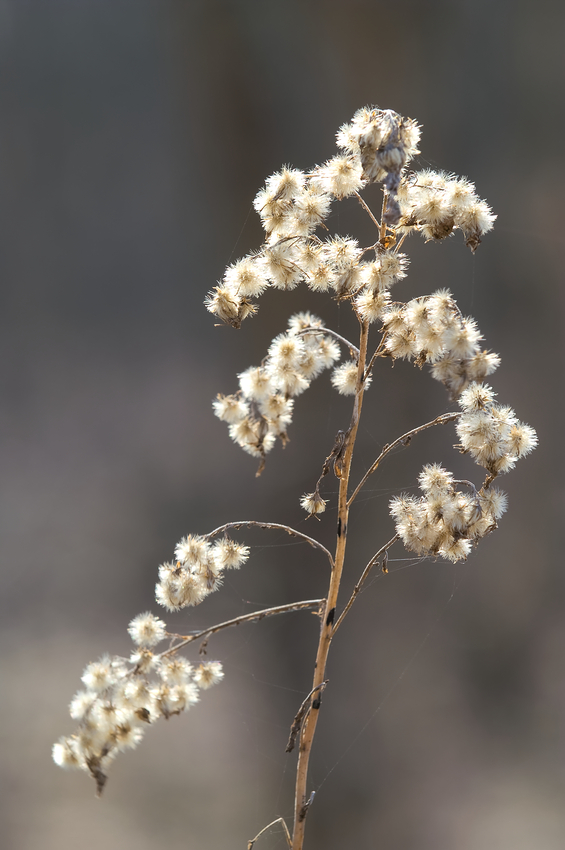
[159,599,325,659]
[291,318,369,850]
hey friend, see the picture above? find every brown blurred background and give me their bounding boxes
[1,1,564,848]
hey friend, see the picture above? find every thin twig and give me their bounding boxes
[205,521,334,568]
[354,190,381,230]
[347,412,460,507]
[363,334,388,382]
[394,232,408,252]
[453,478,479,496]
[332,535,399,636]
[295,327,360,359]
[159,599,325,659]
[248,818,292,850]
[286,681,329,753]
[379,194,388,242]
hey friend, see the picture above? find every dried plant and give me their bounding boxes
[53,106,537,850]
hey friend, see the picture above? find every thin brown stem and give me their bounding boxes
[295,327,360,358]
[205,521,334,568]
[332,535,399,636]
[248,818,292,850]
[347,412,460,508]
[394,232,408,252]
[159,599,325,659]
[379,194,388,242]
[286,681,329,753]
[363,333,388,382]
[291,320,370,850]
[354,190,381,231]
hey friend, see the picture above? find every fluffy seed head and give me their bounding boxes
[212,537,250,569]
[300,491,328,516]
[331,361,366,395]
[127,612,167,648]
[193,661,224,689]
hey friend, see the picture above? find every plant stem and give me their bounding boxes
[331,534,399,636]
[295,327,360,359]
[347,412,460,508]
[204,521,334,568]
[363,333,388,383]
[159,599,325,659]
[354,190,381,230]
[291,319,369,850]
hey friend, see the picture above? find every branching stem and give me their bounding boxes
[347,412,460,508]
[295,327,360,359]
[332,534,399,636]
[248,817,292,850]
[286,680,329,753]
[205,521,334,568]
[291,319,370,850]
[160,599,325,659]
[354,190,381,231]
[364,334,388,382]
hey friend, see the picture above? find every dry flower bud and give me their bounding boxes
[300,491,328,516]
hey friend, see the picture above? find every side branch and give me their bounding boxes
[363,334,388,383]
[295,327,360,359]
[354,190,381,230]
[347,412,460,507]
[205,521,334,568]
[248,818,292,850]
[332,535,399,636]
[286,680,329,753]
[160,599,325,658]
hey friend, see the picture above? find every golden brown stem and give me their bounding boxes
[291,320,370,850]
[379,194,388,242]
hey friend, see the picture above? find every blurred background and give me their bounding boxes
[1,1,564,848]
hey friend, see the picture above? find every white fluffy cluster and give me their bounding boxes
[205,107,494,331]
[336,106,421,223]
[382,289,501,398]
[456,383,538,476]
[389,382,537,560]
[390,464,508,563]
[156,534,250,611]
[213,313,340,464]
[300,490,328,517]
[52,611,224,794]
[397,169,496,251]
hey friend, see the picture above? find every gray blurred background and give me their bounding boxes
[1,1,564,848]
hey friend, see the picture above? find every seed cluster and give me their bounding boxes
[382,289,501,398]
[205,106,494,331]
[52,611,223,794]
[156,534,249,610]
[213,312,340,466]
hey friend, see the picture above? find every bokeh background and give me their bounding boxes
[1,1,564,848]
